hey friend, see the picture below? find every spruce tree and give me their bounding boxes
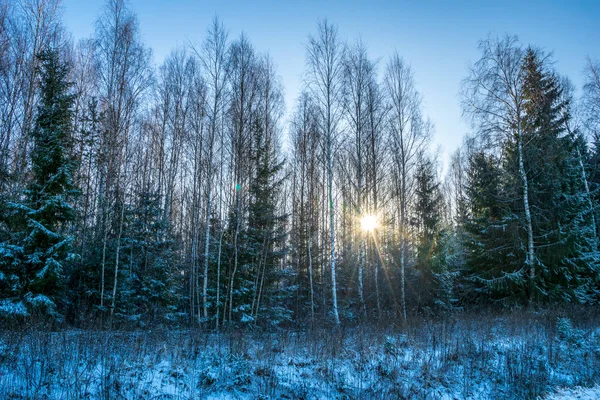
[518,48,596,302]
[412,154,451,311]
[1,49,78,320]
[247,133,290,325]
[461,151,523,304]
[116,189,177,326]
[224,124,290,326]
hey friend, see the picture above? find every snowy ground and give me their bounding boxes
[546,385,600,400]
[1,312,599,399]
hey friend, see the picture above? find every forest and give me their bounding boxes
[1,0,600,397]
[1,0,600,329]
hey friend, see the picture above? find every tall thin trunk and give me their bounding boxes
[577,150,598,250]
[80,136,94,262]
[253,236,269,322]
[357,162,365,316]
[307,234,315,322]
[400,149,407,323]
[359,238,365,315]
[215,228,224,329]
[111,193,126,318]
[215,116,226,330]
[517,128,535,301]
[100,214,109,309]
[566,121,598,250]
[203,103,217,321]
[226,174,242,324]
[228,214,240,324]
[202,178,212,320]
[374,244,381,318]
[328,151,339,324]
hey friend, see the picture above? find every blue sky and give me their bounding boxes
[61,0,600,170]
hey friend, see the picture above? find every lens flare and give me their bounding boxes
[361,215,378,232]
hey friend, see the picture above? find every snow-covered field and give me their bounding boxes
[546,385,600,400]
[1,313,599,399]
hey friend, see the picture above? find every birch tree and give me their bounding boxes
[94,0,152,312]
[224,33,258,324]
[364,74,388,318]
[384,53,430,323]
[342,40,373,315]
[191,17,228,323]
[461,36,536,302]
[583,58,600,139]
[306,20,344,324]
[290,92,321,321]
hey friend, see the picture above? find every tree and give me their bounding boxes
[116,188,177,325]
[461,150,520,304]
[412,153,450,311]
[2,48,77,320]
[223,33,259,325]
[364,72,388,319]
[461,36,536,304]
[342,40,374,316]
[461,40,597,305]
[583,58,600,139]
[306,20,344,324]
[289,92,321,322]
[94,0,152,312]
[192,17,228,325]
[245,123,289,325]
[9,0,64,198]
[518,48,596,302]
[384,53,431,323]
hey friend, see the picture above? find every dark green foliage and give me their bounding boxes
[411,154,452,311]
[459,48,599,306]
[246,135,291,325]
[222,125,291,326]
[0,49,78,320]
[461,151,525,304]
[115,189,178,325]
[518,49,597,302]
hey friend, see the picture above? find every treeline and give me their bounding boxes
[0,0,599,328]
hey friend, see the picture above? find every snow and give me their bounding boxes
[25,293,56,308]
[0,316,598,398]
[545,385,600,400]
[0,299,29,317]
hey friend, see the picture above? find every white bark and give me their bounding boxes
[517,128,536,293]
[462,36,539,301]
[307,234,315,322]
[307,20,344,324]
[385,54,429,323]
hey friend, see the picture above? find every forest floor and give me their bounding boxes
[1,309,599,399]
[547,385,600,399]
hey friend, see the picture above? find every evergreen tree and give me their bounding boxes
[412,154,451,311]
[461,151,524,304]
[223,123,291,326]
[517,48,596,302]
[0,49,78,320]
[462,48,599,306]
[115,189,178,326]
[588,138,600,251]
[247,132,291,326]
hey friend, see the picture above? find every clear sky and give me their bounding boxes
[61,0,600,171]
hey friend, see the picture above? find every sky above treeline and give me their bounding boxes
[61,0,600,170]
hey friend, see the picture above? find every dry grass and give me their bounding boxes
[1,309,599,399]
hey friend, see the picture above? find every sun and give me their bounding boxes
[360,215,378,232]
